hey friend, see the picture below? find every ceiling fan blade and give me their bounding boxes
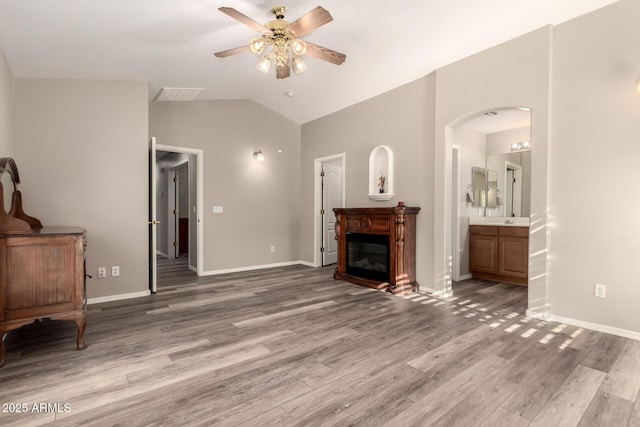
[305,42,346,65]
[218,7,267,33]
[276,64,291,79]
[214,45,251,58]
[288,6,333,38]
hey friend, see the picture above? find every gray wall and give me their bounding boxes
[301,76,436,289]
[14,78,149,300]
[549,0,640,332]
[0,49,13,157]
[149,100,301,272]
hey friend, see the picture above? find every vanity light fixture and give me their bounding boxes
[511,141,531,152]
[253,150,265,161]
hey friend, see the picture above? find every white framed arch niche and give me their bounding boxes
[368,145,394,201]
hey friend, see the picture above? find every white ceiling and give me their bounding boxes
[0,0,619,124]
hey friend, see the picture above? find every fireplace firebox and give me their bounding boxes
[346,233,390,282]
[334,206,420,294]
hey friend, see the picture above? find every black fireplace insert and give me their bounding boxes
[345,233,390,282]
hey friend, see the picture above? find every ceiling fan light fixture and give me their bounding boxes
[291,39,307,56]
[257,55,272,74]
[215,6,346,79]
[250,37,266,54]
[292,55,307,74]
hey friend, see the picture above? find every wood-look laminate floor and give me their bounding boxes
[1,265,639,426]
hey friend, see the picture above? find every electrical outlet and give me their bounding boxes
[97,267,107,278]
[111,266,120,277]
[270,245,276,253]
[594,283,606,298]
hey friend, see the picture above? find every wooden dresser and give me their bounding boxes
[333,206,420,295]
[0,157,87,367]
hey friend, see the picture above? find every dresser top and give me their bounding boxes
[0,226,86,237]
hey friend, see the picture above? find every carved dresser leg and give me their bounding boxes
[76,314,87,351]
[0,332,6,368]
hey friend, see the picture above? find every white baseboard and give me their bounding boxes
[200,260,312,276]
[88,262,314,304]
[88,290,151,305]
[156,251,168,258]
[298,260,316,268]
[547,313,640,341]
[526,309,551,321]
[527,309,640,341]
[457,274,473,281]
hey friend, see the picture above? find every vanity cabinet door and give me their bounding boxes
[470,227,498,274]
[498,236,528,279]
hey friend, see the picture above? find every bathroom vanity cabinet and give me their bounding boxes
[469,225,528,286]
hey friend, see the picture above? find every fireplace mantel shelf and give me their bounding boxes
[333,206,420,295]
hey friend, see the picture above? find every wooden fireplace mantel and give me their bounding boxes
[333,206,420,295]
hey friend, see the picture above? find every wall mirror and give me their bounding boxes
[487,150,530,217]
[472,167,497,209]
[1,165,14,213]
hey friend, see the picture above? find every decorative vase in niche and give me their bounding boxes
[378,174,385,193]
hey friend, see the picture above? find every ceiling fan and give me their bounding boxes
[214,5,347,79]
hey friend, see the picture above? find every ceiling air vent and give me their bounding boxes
[153,87,205,101]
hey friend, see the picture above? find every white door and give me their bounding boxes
[322,161,343,266]
[148,137,158,293]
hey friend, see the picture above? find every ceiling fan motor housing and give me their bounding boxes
[271,6,286,20]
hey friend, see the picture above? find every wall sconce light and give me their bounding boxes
[253,150,265,161]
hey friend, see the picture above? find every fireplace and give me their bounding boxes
[346,233,390,282]
[333,206,420,294]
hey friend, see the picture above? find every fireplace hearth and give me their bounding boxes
[333,206,420,294]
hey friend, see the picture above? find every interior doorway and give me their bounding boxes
[149,142,203,291]
[314,153,345,267]
[445,107,531,298]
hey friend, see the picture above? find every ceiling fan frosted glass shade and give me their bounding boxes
[292,56,307,74]
[257,56,272,73]
[249,37,266,54]
[291,39,307,56]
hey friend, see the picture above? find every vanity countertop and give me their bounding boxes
[468,217,529,227]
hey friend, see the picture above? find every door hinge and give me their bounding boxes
[173,241,177,247]
[173,209,177,215]
[173,176,178,183]
[320,209,325,215]
[320,247,325,253]
[320,170,325,177]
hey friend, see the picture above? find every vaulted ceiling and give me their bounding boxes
[0,0,619,124]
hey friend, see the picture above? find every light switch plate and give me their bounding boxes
[212,206,223,214]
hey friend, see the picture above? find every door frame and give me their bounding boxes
[155,143,204,277]
[313,153,346,267]
[451,144,461,282]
